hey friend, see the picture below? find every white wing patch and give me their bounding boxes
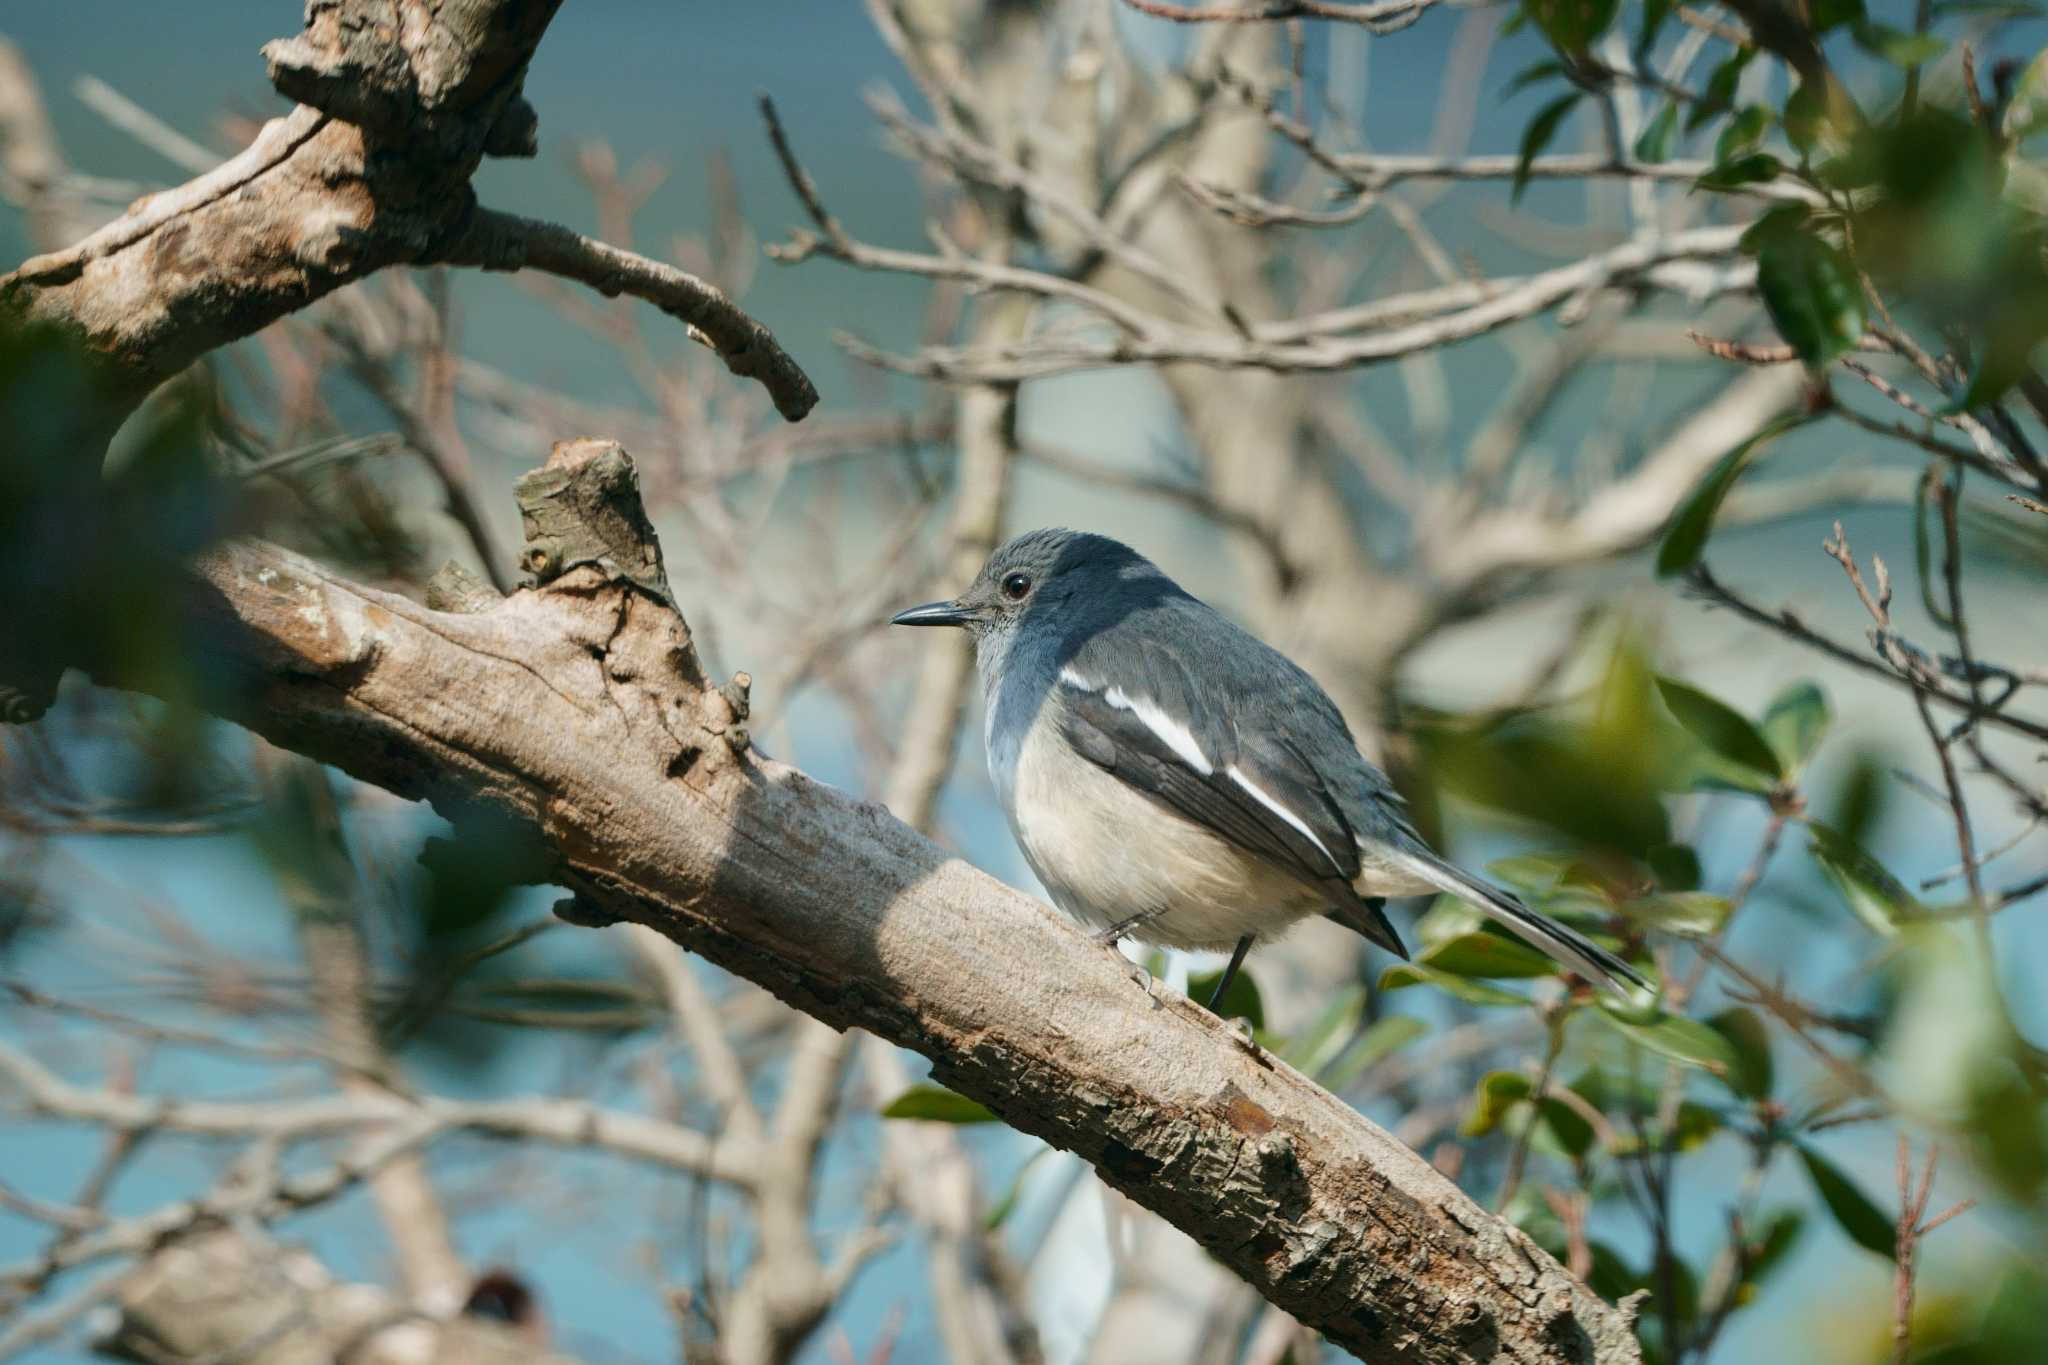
[1227,764,1343,875]
[1059,667,1213,775]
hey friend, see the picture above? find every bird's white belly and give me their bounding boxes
[1007,718,1325,952]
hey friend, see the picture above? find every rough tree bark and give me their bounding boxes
[0,4,1644,1360]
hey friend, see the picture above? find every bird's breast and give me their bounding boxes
[1003,710,1320,951]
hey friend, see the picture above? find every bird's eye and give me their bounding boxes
[1000,572,1032,601]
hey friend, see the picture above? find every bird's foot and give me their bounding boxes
[1126,961,1161,1007]
[1093,911,1155,948]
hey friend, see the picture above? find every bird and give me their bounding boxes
[890,528,1649,1011]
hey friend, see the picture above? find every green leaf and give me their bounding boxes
[1914,472,1958,628]
[1706,1006,1774,1098]
[1654,413,1804,576]
[1595,1006,1738,1073]
[1418,931,1562,979]
[1687,47,1757,131]
[1715,106,1771,163]
[1537,1094,1600,1158]
[1954,312,2048,411]
[1808,823,1918,936]
[1796,1144,1898,1258]
[1757,227,1865,368]
[1963,1053,2048,1200]
[1524,0,1620,52]
[1811,0,1865,29]
[1655,677,1784,780]
[1738,203,1813,254]
[1695,152,1785,190]
[1419,668,1673,857]
[1379,962,1531,1007]
[1515,93,1581,202]
[1662,1101,1725,1152]
[1759,682,1831,772]
[881,1083,1000,1124]
[1782,80,1829,156]
[1189,963,1265,1029]
[1512,1086,1603,1161]
[1850,20,1948,66]
[1635,0,1676,55]
[1616,892,1731,938]
[1462,1070,1533,1137]
[1504,58,1568,97]
[1739,1209,1807,1300]
[1647,842,1701,891]
[1635,102,1679,164]
[984,1145,1053,1229]
[1281,985,1366,1077]
[1488,851,1581,897]
[1323,1015,1429,1090]
[1568,1063,1654,1115]
[2003,49,2048,142]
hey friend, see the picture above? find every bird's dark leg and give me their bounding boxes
[1206,934,1255,1012]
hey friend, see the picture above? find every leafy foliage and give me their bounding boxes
[881,1082,1001,1124]
[1655,414,1808,577]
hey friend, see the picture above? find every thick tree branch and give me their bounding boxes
[0,0,814,429]
[48,437,1643,1365]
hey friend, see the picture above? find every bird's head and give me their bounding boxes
[889,528,1151,644]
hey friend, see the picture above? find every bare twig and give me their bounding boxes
[440,207,818,421]
[1892,1139,1975,1365]
[1119,0,1439,30]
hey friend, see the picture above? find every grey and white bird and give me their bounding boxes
[891,528,1648,1008]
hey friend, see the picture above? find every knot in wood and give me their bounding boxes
[1256,1129,1297,1169]
[514,440,675,606]
[717,671,753,753]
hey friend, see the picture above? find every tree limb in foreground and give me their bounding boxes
[76,436,1644,1365]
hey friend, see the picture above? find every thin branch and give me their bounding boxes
[72,74,217,175]
[439,206,818,422]
[1119,0,1440,30]
[1684,565,2048,743]
[0,1041,752,1185]
[841,227,1751,382]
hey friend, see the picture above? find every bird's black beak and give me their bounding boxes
[889,599,973,628]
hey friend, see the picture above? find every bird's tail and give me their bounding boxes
[1324,894,1408,959]
[1393,848,1652,999]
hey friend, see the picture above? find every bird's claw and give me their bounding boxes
[1093,912,1153,949]
[1127,962,1161,1007]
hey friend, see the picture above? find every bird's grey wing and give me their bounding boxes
[1053,639,1405,955]
[1058,688,1342,878]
